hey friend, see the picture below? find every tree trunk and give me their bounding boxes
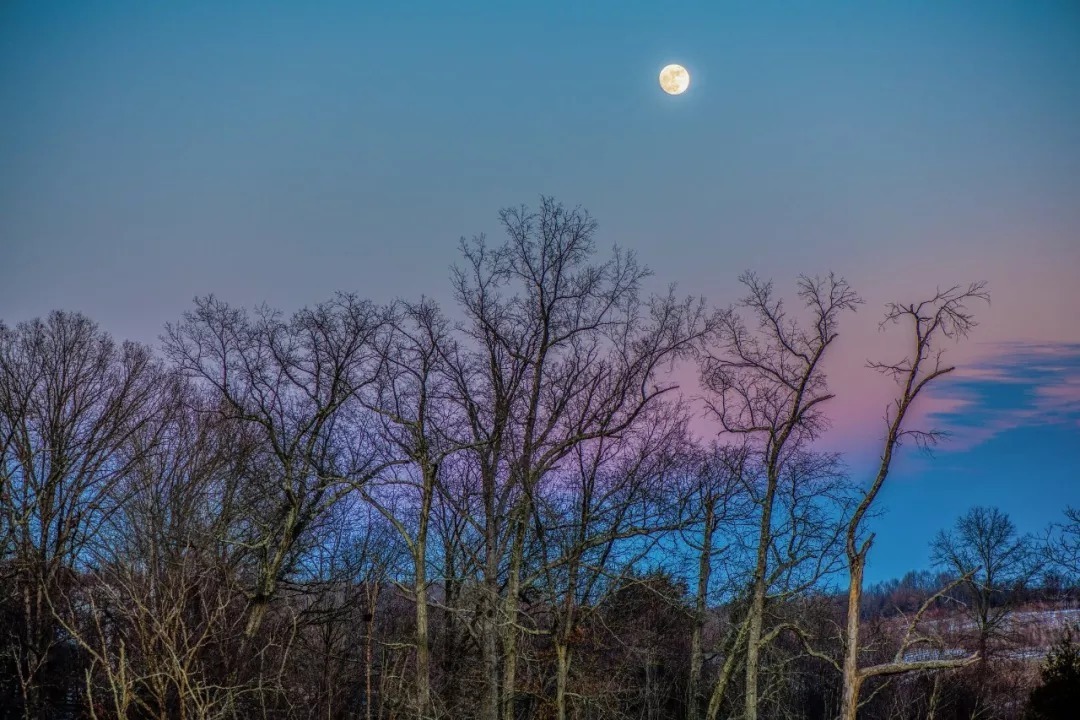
[688,500,715,720]
[243,597,269,639]
[442,564,462,714]
[501,511,526,720]
[414,461,434,717]
[927,673,941,720]
[245,507,298,638]
[840,553,865,720]
[689,615,704,720]
[840,673,863,720]
[705,614,749,720]
[415,551,431,718]
[482,512,501,720]
[482,602,500,720]
[555,642,571,720]
[365,582,381,720]
[744,475,778,720]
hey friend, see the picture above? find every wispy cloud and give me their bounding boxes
[924,342,1080,451]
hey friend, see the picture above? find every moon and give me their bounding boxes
[659,64,690,95]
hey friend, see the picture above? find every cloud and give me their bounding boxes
[924,342,1080,451]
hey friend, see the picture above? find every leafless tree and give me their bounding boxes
[0,312,169,719]
[928,507,1036,720]
[4,204,1059,720]
[163,294,401,638]
[932,506,1036,667]
[359,298,463,718]
[447,196,716,720]
[288,499,403,720]
[680,442,753,720]
[699,272,861,720]
[704,450,850,720]
[531,402,690,720]
[678,444,844,720]
[1045,506,1080,581]
[839,282,990,720]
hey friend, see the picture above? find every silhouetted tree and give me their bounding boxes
[699,272,860,720]
[1046,507,1080,581]
[0,201,1066,720]
[0,312,169,719]
[839,282,989,720]
[446,197,716,720]
[163,294,399,639]
[932,506,1036,659]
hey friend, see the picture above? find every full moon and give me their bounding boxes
[659,64,690,95]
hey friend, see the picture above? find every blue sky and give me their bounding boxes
[859,343,1080,582]
[1,1,1078,582]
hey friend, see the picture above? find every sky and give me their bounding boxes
[2,0,1078,583]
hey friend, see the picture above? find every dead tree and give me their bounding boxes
[839,282,989,720]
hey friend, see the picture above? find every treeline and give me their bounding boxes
[863,567,1080,620]
[1,198,1077,720]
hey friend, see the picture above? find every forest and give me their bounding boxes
[1,198,1077,720]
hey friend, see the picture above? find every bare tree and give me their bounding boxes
[359,298,463,718]
[0,312,169,719]
[699,272,861,720]
[288,499,403,720]
[423,451,491,717]
[6,204,1058,720]
[447,196,716,720]
[163,294,401,638]
[680,442,752,720]
[703,450,850,720]
[932,507,1035,660]
[1045,506,1080,581]
[531,402,690,720]
[839,282,989,720]
[676,444,844,720]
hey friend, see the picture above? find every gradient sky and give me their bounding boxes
[2,0,1078,583]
